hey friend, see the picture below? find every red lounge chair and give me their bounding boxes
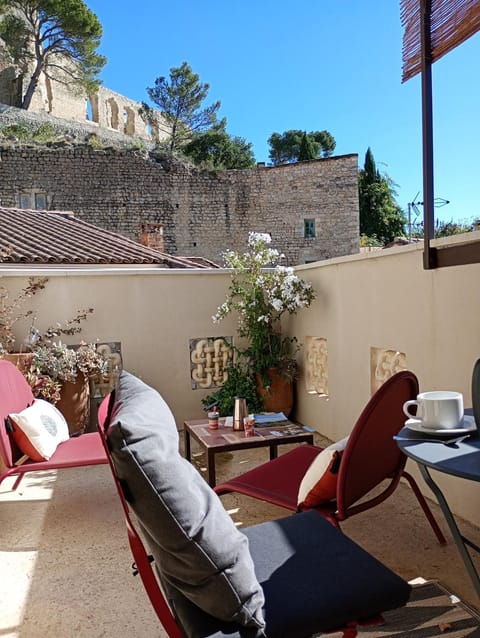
[0,359,106,490]
[215,370,446,545]
[97,376,412,638]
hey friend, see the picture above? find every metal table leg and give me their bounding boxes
[184,428,191,462]
[206,449,216,487]
[270,443,279,460]
[418,462,480,598]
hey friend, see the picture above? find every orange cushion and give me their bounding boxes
[297,437,348,508]
[9,399,69,461]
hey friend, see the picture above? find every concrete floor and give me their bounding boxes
[1,434,480,638]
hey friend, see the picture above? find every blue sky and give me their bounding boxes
[86,0,479,225]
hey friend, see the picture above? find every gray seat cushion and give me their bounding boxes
[165,510,412,638]
[106,371,265,630]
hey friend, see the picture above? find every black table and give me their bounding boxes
[396,412,480,599]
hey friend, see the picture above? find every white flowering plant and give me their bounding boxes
[213,232,315,382]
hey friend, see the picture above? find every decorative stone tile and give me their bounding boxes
[370,347,407,394]
[190,337,233,390]
[89,341,123,398]
[304,336,328,397]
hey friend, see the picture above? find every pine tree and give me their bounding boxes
[143,62,221,153]
[0,0,106,110]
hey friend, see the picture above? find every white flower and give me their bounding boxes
[248,232,271,246]
[271,298,284,312]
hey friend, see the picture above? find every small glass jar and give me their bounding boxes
[243,414,255,437]
[208,408,219,430]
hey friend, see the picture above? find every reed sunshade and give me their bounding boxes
[401,0,480,81]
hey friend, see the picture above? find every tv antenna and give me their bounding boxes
[407,194,450,240]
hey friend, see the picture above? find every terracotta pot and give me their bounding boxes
[255,367,294,417]
[56,373,90,436]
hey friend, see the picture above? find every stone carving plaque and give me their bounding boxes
[190,337,233,390]
[305,336,328,397]
[370,346,407,394]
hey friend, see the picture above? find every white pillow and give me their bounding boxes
[9,399,70,461]
[297,436,349,508]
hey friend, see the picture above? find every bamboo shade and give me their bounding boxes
[401,0,480,81]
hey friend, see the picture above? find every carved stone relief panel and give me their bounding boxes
[190,337,233,390]
[304,336,328,397]
[88,342,123,399]
[370,347,407,394]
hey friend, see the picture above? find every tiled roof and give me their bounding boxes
[0,208,218,268]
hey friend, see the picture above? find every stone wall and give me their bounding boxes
[0,145,359,265]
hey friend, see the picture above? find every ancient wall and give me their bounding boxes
[0,60,167,141]
[89,87,168,140]
[0,146,359,265]
[0,103,153,148]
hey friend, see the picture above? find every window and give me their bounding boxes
[304,219,316,238]
[19,194,31,209]
[34,193,47,210]
[19,191,48,210]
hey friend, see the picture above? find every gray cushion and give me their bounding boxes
[167,510,412,638]
[107,371,265,630]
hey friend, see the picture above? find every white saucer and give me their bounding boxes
[405,414,477,436]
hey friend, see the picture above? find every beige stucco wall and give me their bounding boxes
[0,267,238,426]
[1,234,479,527]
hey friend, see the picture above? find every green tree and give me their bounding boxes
[298,131,317,161]
[143,61,221,153]
[410,218,475,239]
[268,129,336,165]
[0,0,106,110]
[434,219,473,237]
[358,147,407,245]
[182,125,255,170]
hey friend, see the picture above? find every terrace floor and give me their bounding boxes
[1,432,480,638]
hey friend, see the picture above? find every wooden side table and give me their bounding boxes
[183,418,314,487]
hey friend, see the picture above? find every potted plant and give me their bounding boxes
[201,363,263,417]
[0,277,107,433]
[211,232,315,415]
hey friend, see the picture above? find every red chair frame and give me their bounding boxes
[97,393,398,638]
[0,360,106,490]
[215,370,446,545]
[97,396,183,637]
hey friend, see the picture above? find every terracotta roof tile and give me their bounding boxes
[0,208,218,268]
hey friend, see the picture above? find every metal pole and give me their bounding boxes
[420,0,436,268]
[408,203,412,241]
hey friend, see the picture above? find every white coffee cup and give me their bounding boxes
[403,391,464,429]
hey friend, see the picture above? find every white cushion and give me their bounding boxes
[297,437,349,508]
[9,399,70,461]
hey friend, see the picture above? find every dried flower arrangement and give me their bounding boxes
[0,277,107,403]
